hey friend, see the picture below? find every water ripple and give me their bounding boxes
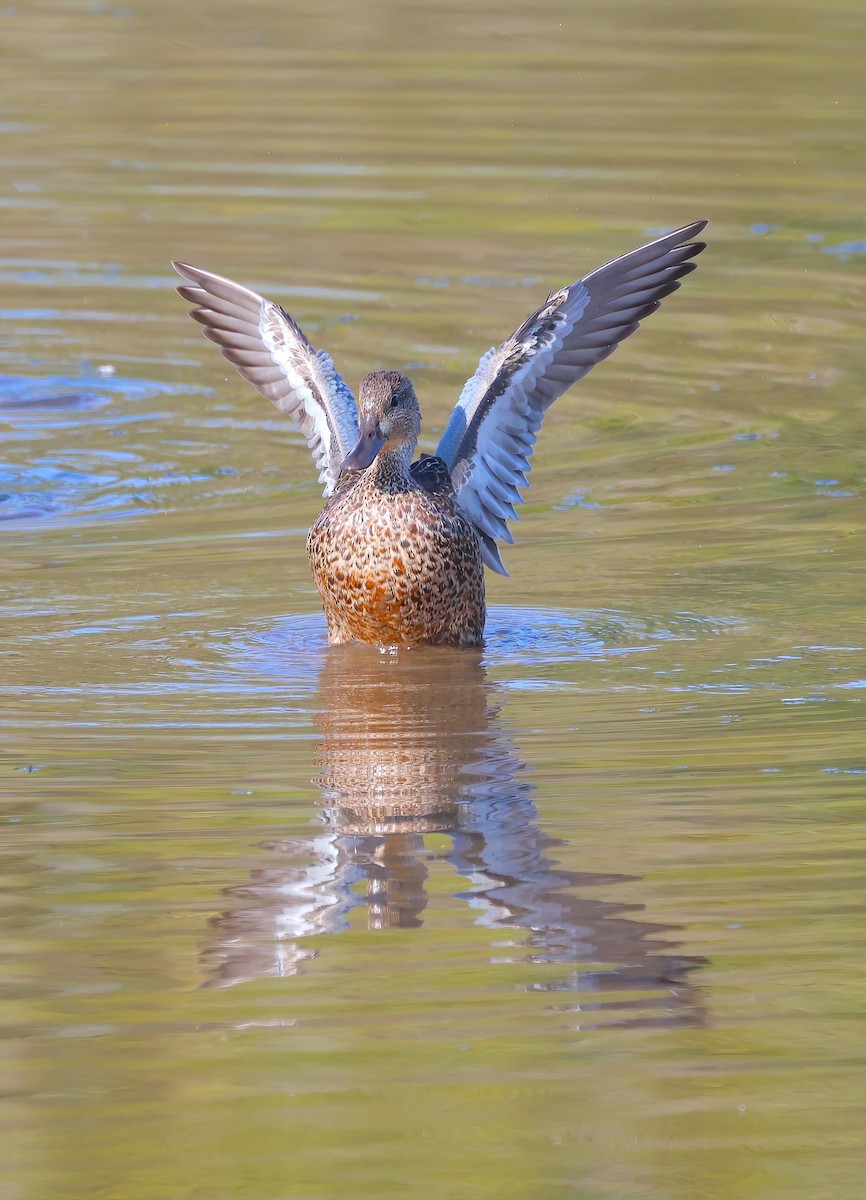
[0,371,208,523]
[181,606,742,690]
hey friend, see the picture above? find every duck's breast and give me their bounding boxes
[307,486,485,645]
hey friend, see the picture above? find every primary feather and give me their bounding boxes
[172,262,359,495]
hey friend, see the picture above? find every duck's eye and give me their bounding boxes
[389,394,401,408]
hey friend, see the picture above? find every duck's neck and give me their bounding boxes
[370,441,415,493]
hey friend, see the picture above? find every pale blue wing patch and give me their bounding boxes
[436,220,708,573]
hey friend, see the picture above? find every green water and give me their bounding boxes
[2,1,865,1197]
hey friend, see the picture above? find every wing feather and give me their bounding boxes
[173,262,359,494]
[436,221,707,573]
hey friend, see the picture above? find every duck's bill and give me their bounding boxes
[340,419,385,471]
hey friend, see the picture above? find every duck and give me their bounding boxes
[173,219,707,647]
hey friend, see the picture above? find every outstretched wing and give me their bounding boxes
[436,220,708,573]
[173,262,359,495]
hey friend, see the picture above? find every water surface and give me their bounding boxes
[2,2,865,1197]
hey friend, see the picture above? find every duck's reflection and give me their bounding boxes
[204,645,704,1027]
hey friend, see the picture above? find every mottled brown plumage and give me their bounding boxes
[307,371,485,646]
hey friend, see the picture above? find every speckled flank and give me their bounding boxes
[307,372,485,647]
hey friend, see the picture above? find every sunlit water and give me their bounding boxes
[2,2,865,1197]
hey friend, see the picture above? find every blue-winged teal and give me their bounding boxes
[174,220,707,647]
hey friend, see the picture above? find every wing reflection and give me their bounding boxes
[203,645,704,1027]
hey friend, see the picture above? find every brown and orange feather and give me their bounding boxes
[307,458,485,647]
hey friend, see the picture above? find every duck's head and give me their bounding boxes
[340,371,421,471]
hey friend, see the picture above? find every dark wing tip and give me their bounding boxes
[675,219,709,240]
[477,527,509,576]
[177,285,206,307]
[171,260,226,293]
[172,262,213,302]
